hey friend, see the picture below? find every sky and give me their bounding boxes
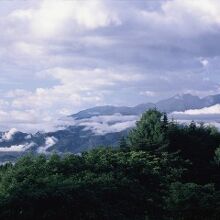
[1,0,220,132]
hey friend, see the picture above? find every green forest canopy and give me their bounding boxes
[0,109,219,220]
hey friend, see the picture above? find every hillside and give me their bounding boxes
[1,93,220,162]
[0,109,219,219]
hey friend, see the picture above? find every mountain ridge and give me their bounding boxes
[1,93,220,162]
[71,93,220,119]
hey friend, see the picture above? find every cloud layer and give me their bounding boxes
[1,0,220,131]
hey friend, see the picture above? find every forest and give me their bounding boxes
[0,109,219,220]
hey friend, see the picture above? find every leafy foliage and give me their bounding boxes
[128,109,169,151]
[0,109,219,219]
[166,182,220,220]
[0,150,180,220]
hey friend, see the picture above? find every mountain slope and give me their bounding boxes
[1,93,220,162]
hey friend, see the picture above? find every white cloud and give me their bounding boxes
[15,67,143,113]
[139,91,156,97]
[0,142,35,152]
[170,105,220,130]
[1,128,18,141]
[200,58,209,67]
[173,104,220,115]
[10,0,121,39]
[0,109,56,133]
[71,114,138,135]
[37,136,58,153]
[83,120,136,135]
[81,36,117,47]
[40,67,143,86]
[140,0,220,37]
[13,42,45,57]
[0,67,143,132]
[0,0,220,133]
[25,134,32,140]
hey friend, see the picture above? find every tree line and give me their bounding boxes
[0,109,219,219]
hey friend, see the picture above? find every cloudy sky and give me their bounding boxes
[1,0,220,131]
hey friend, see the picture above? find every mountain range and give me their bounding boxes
[1,93,220,163]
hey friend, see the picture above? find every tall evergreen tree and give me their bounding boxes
[128,109,168,151]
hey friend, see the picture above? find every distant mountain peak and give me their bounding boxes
[1,93,220,162]
[172,93,199,99]
[173,94,182,100]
